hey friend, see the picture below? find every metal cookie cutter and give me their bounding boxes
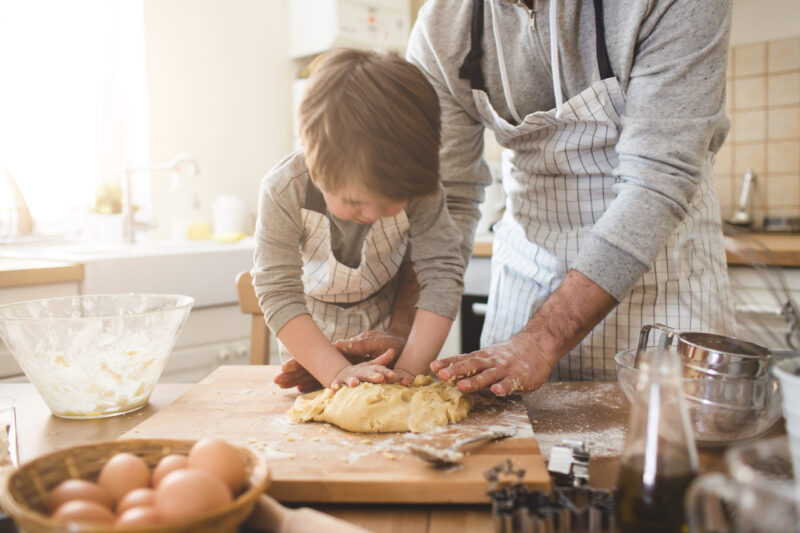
[547,440,590,488]
[485,441,615,533]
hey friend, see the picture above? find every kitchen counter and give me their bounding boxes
[3,371,778,532]
[2,233,796,291]
[472,233,800,267]
[725,233,800,267]
[0,257,83,289]
[0,238,256,306]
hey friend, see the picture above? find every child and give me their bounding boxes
[252,48,465,391]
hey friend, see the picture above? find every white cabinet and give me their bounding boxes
[158,305,251,383]
[290,0,411,59]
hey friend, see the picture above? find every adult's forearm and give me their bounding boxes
[519,269,618,365]
[431,269,619,395]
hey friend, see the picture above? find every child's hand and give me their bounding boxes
[330,349,400,390]
[274,341,400,392]
[334,331,406,362]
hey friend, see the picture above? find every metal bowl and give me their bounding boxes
[615,349,782,446]
[0,294,193,418]
[637,324,773,379]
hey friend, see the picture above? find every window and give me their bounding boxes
[0,0,149,239]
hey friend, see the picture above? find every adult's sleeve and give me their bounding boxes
[572,0,732,301]
[406,3,493,266]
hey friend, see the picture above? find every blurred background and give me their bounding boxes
[0,0,798,383]
[0,0,797,242]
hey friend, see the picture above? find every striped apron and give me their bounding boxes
[278,207,409,362]
[462,0,734,380]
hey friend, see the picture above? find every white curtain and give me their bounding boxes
[0,0,150,238]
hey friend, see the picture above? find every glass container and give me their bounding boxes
[616,340,699,533]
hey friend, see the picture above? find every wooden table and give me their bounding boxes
[0,375,784,532]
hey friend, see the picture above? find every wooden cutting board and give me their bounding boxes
[122,366,549,504]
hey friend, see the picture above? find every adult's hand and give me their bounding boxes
[433,270,617,396]
[431,332,555,395]
[273,358,324,392]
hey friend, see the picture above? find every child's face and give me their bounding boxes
[320,185,407,225]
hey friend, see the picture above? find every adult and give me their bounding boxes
[278,0,735,395]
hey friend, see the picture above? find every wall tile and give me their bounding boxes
[768,37,800,73]
[768,106,800,140]
[751,181,768,212]
[734,76,766,109]
[767,72,800,106]
[725,80,733,111]
[766,175,800,209]
[763,207,800,221]
[750,208,768,228]
[733,143,766,175]
[732,110,767,142]
[734,42,767,76]
[714,144,733,174]
[767,141,800,173]
[713,174,734,209]
[727,47,735,80]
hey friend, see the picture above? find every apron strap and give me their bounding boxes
[459,0,615,93]
[592,0,615,80]
[549,0,564,115]
[458,0,486,91]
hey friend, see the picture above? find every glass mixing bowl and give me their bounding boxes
[0,294,193,418]
[615,349,782,446]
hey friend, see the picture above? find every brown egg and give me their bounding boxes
[155,468,232,521]
[187,438,245,493]
[116,487,156,514]
[46,478,113,513]
[152,453,188,487]
[52,499,116,524]
[115,506,162,527]
[98,452,151,502]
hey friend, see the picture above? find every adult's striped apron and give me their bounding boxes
[278,207,409,362]
[461,0,734,380]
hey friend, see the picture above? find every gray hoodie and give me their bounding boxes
[407,0,731,300]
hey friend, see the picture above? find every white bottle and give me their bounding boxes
[170,170,193,240]
[212,194,247,236]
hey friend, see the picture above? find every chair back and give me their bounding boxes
[236,271,270,365]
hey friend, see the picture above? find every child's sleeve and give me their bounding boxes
[406,186,466,320]
[252,169,310,336]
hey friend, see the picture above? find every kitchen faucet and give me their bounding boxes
[121,154,199,243]
[726,169,756,228]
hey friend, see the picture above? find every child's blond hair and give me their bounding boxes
[298,48,441,201]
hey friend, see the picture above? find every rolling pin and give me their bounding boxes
[245,494,373,533]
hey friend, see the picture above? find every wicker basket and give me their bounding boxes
[0,439,270,533]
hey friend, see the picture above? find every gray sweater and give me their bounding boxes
[253,151,465,335]
[407,0,731,300]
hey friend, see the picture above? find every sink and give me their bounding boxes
[1,238,256,307]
